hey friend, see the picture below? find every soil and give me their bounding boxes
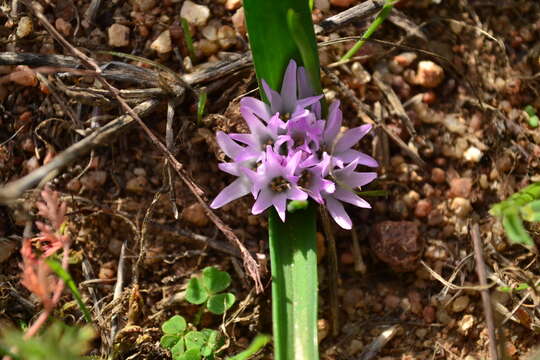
[1,0,540,359]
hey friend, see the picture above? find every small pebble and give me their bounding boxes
[0,239,17,264]
[16,16,33,38]
[135,0,156,11]
[436,308,452,324]
[463,146,483,163]
[231,7,246,35]
[340,252,354,265]
[108,24,130,47]
[201,23,218,41]
[443,115,467,135]
[457,314,475,335]
[315,0,330,12]
[197,39,219,57]
[181,203,209,227]
[431,167,446,184]
[347,339,363,356]
[403,190,420,208]
[150,30,172,53]
[66,178,82,192]
[414,60,444,88]
[384,294,401,310]
[370,221,423,272]
[217,25,236,49]
[451,295,470,313]
[181,1,211,27]
[126,175,148,193]
[80,170,107,190]
[225,0,242,10]
[55,18,72,37]
[415,328,428,339]
[450,197,472,217]
[449,177,472,198]
[414,199,432,218]
[10,66,37,87]
[423,305,436,323]
[99,261,116,280]
[108,238,123,256]
[343,288,363,315]
[505,342,517,357]
[317,319,329,343]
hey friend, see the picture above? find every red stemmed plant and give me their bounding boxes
[19,187,70,339]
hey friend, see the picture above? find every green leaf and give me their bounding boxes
[186,278,209,305]
[181,17,197,63]
[524,105,537,117]
[45,259,92,323]
[207,293,236,315]
[197,91,207,125]
[243,0,321,93]
[529,115,539,128]
[161,334,181,349]
[340,0,396,62]
[521,200,540,222]
[502,211,533,246]
[268,205,318,360]
[286,9,321,94]
[171,339,186,359]
[202,267,232,294]
[226,334,271,360]
[200,329,221,357]
[162,315,187,335]
[180,348,202,360]
[184,331,205,351]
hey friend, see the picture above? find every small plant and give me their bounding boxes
[160,315,222,360]
[0,321,94,360]
[185,267,236,315]
[490,182,540,246]
[524,105,539,128]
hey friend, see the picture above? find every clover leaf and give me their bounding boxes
[202,267,231,294]
[207,293,236,315]
[185,267,236,314]
[186,278,209,305]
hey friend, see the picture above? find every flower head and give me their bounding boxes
[211,60,379,227]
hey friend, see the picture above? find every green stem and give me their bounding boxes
[340,0,396,62]
[269,206,318,360]
[243,1,322,359]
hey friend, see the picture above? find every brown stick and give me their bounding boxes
[471,223,499,360]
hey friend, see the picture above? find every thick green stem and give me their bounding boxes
[243,0,321,359]
[269,206,318,360]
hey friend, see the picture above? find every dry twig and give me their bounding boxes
[471,223,499,360]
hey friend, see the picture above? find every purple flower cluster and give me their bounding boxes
[210,60,378,229]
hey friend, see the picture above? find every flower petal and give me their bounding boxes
[240,97,271,122]
[324,101,342,144]
[252,188,274,215]
[333,188,371,208]
[272,193,288,222]
[210,178,251,209]
[337,149,379,167]
[343,171,378,188]
[325,196,352,230]
[280,60,298,113]
[287,186,308,201]
[216,131,243,159]
[262,79,283,114]
[334,124,372,153]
